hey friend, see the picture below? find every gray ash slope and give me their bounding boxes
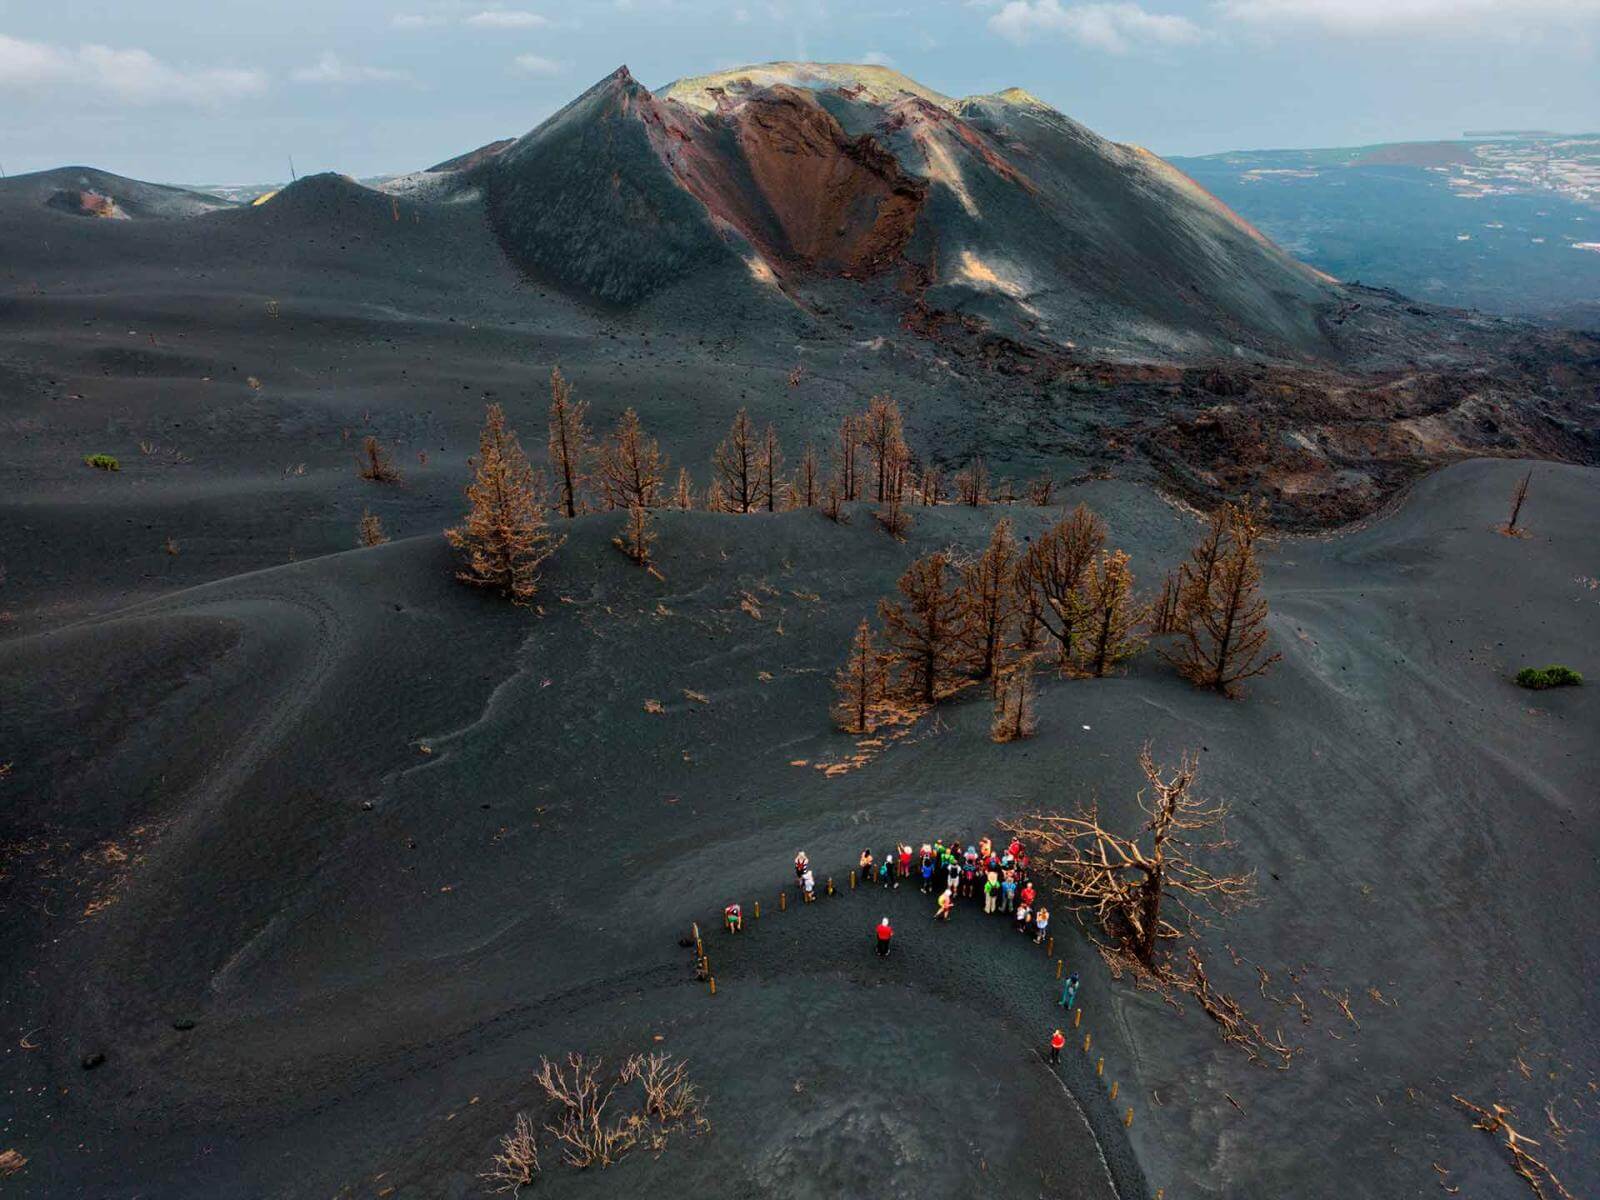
[1,463,1596,1199]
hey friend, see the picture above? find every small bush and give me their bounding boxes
[1515,665,1583,690]
[84,454,120,472]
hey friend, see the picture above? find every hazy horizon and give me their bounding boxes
[2,0,1598,184]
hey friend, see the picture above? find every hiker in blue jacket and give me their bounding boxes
[1059,972,1081,1009]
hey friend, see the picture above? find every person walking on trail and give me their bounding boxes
[859,849,874,884]
[983,871,1000,914]
[795,852,809,885]
[876,917,894,957]
[1001,873,1018,913]
[898,844,912,883]
[1059,973,1081,1009]
[1049,1028,1066,1065]
[1014,902,1032,936]
[935,889,954,921]
[878,852,894,889]
[724,903,742,933]
[802,867,816,903]
[919,854,935,894]
[1034,906,1050,945]
[1020,880,1037,911]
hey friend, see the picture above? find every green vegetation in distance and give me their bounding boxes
[1515,665,1583,690]
[83,453,121,472]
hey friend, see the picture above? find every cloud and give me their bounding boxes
[1214,0,1600,38]
[291,52,409,84]
[512,53,567,75]
[860,49,896,65]
[392,13,446,28]
[0,34,266,105]
[989,0,1205,51]
[466,9,550,26]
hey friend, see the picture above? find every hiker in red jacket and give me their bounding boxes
[1049,1028,1066,1064]
[875,917,894,957]
[1019,880,1037,910]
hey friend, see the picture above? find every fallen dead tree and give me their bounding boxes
[1003,744,1296,1067]
[1453,1095,1575,1200]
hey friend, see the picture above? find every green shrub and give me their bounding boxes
[83,453,120,472]
[1515,665,1583,690]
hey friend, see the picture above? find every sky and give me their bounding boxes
[0,0,1596,184]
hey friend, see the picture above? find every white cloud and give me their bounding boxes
[512,53,567,75]
[0,34,267,105]
[1215,0,1600,37]
[392,13,445,28]
[291,52,409,84]
[990,0,1205,51]
[467,9,550,26]
[861,49,896,65]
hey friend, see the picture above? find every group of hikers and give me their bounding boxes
[719,837,1085,1068]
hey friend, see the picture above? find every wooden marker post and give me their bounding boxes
[1046,936,1054,956]
[827,877,835,896]
[850,870,856,890]
[754,901,760,920]
[693,923,703,958]
[1083,1032,1092,1053]
[1110,1081,1119,1102]
[780,890,786,912]
[1073,1007,1082,1029]
[709,976,716,995]
[1056,959,1063,980]
[1124,1107,1134,1128]
[1096,1056,1104,1078]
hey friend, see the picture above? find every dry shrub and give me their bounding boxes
[481,1111,540,1195]
[357,509,388,547]
[358,436,402,483]
[620,1053,701,1123]
[990,658,1036,742]
[534,1053,634,1169]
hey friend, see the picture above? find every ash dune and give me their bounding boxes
[0,59,1597,1200]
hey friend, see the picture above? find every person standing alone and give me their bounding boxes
[1049,1028,1066,1065]
[876,917,894,957]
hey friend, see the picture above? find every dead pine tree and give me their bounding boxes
[879,549,966,705]
[758,423,784,512]
[357,435,401,483]
[613,504,655,566]
[918,464,944,507]
[862,394,907,503]
[792,444,819,508]
[990,656,1037,742]
[960,517,1019,685]
[1078,549,1145,677]
[1503,469,1533,536]
[357,508,388,547]
[445,403,565,604]
[596,408,665,511]
[954,456,988,507]
[547,365,591,519]
[1147,567,1183,636]
[1026,476,1056,507]
[672,466,696,510]
[1003,746,1290,1063]
[1166,504,1281,696]
[875,494,912,541]
[832,617,889,733]
[1015,503,1106,670]
[821,474,849,524]
[834,412,864,502]
[711,408,759,513]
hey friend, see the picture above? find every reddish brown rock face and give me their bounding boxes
[638,83,926,281]
[725,88,926,276]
